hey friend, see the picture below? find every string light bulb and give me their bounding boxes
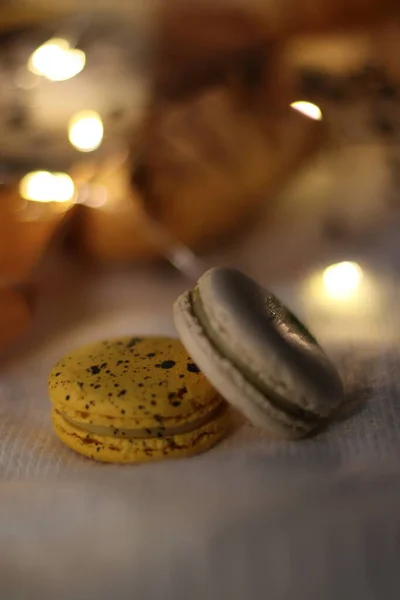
[19,171,75,203]
[322,261,363,300]
[28,38,86,82]
[68,110,104,152]
[290,101,322,121]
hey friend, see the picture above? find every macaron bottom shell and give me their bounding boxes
[52,406,231,464]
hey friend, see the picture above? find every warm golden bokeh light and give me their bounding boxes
[28,38,86,82]
[68,110,104,152]
[19,171,75,203]
[290,101,323,121]
[322,262,363,299]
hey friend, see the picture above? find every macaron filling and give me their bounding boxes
[190,287,319,423]
[57,401,227,439]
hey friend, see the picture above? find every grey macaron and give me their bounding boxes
[173,267,344,439]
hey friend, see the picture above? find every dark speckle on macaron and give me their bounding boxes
[89,365,101,375]
[159,360,176,369]
[187,362,201,373]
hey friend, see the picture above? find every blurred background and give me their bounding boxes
[1,0,400,355]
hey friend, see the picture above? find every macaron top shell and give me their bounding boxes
[194,268,343,416]
[174,268,344,436]
[49,337,218,429]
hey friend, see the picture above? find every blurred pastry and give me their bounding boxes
[0,288,32,353]
[73,87,324,263]
[0,184,75,284]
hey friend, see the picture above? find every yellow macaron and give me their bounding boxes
[48,336,230,463]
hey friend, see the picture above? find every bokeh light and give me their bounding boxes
[322,261,363,299]
[290,101,323,121]
[28,38,86,82]
[19,171,75,203]
[68,110,104,152]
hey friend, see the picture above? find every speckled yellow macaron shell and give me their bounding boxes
[49,336,230,463]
